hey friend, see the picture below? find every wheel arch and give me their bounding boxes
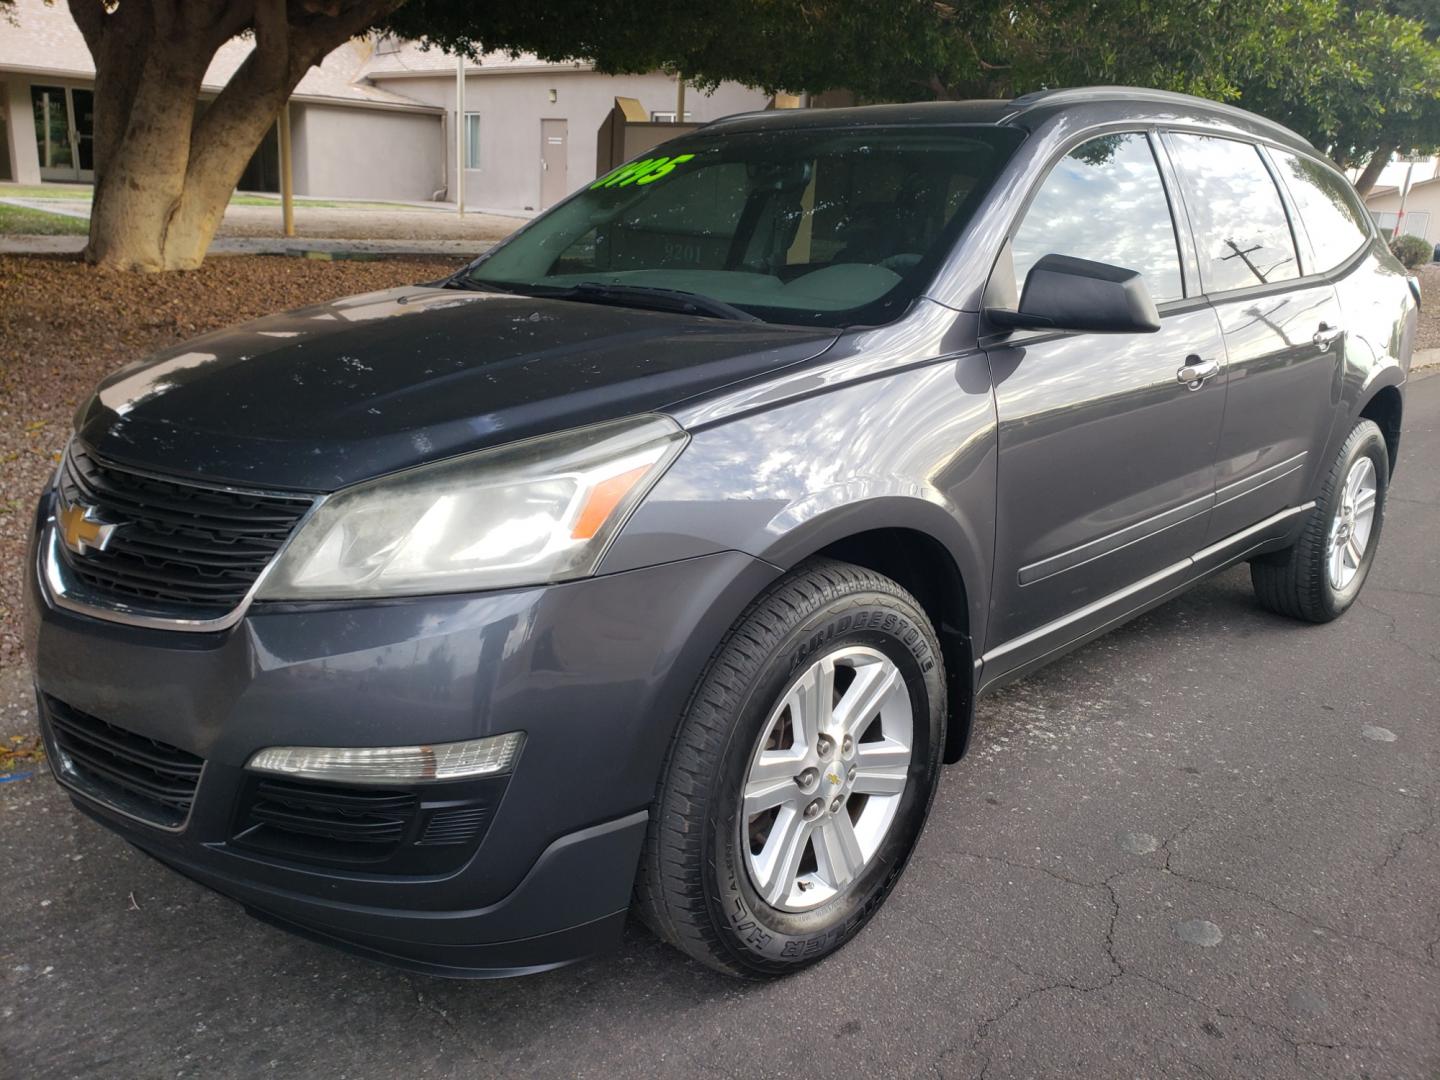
[1358,382,1403,477]
[756,505,984,764]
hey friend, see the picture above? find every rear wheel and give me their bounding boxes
[636,558,945,977]
[1250,419,1389,622]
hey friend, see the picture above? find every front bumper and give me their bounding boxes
[25,503,778,977]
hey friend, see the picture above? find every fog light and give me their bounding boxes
[246,732,523,784]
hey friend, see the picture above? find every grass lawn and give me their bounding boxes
[0,204,88,236]
[0,184,92,200]
[2,185,420,212]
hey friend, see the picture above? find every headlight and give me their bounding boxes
[258,414,685,599]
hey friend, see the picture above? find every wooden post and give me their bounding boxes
[277,101,295,238]
[675,72,686,122]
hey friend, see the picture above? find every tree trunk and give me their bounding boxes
[1353,143,1396,196]
[67,0,400,272]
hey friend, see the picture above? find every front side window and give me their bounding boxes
[1167,133,1299,292]
[466,126,1024,326]
[1012,132,1184,303]
[1271,150,1371,272]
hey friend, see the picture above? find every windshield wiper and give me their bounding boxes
[561,282,762,323]
[442,276,761,323]
[442,275,520,293]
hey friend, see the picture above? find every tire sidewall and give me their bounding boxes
[1321,426,1389,616]
[703,591,945,974]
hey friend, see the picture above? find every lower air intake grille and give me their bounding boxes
[240,779,418,862]
[43,697,204,829]
[231,775,506,873]
[418,806,492,846]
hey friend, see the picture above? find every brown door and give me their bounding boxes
[540,119,568,209]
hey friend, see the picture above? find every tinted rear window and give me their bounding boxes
[1168,134,1299,293]
[1271,150,1372,273]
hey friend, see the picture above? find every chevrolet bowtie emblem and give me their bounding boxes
[57,498,124,556]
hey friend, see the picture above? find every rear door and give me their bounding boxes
[1162,132,1345,540]
[983,131,1227,659]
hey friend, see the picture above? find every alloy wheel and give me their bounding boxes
[1327,456,1378,590]
[740,646,913,912]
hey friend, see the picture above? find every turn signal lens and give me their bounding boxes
[247,732,524,784]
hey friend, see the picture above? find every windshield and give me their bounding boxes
[464,125,1024,327]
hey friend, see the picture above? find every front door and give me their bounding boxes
[31,85,94,182]
[984,131,1227,667]
[1163,132,1343,540]
[540,118,568,209]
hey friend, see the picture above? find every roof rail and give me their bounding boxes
[1001,86,1314,149]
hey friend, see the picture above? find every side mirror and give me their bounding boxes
[987,253,1161,334]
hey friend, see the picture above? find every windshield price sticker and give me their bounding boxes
[591,154,697,189]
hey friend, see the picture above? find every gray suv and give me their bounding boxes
[25,87,1418,979]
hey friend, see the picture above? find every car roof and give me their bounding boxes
[704,86,1317,157]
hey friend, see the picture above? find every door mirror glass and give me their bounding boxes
[988,253,1161,334]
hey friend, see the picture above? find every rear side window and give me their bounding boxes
[1012,132,1183,302]
[1270,150,1372,272]
[1167,134,1299,293]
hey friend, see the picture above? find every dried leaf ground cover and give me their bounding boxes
[1416,264,1440,352]
[0,254,462,670]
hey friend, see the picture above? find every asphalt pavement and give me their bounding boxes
[3,375,1437,1080]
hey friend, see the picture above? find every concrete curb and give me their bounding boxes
[1412,346,1440,371]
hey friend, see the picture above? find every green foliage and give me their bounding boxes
[1234,0,1440,165]
[383,0,1272,101]
[1390,233,1434,267]
[381,0,1439,167]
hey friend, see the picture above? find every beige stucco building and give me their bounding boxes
[356,42,769,212]
[0,0,771,213]
[1364,175,1440,247]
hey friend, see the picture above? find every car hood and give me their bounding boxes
[76,286,838,491]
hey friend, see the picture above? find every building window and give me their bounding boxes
[650,111,693,123]
[1372,209,1432,241]
[464,112,481,170]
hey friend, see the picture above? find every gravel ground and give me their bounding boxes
[1415,264,1440,351]
[0,254,465,670]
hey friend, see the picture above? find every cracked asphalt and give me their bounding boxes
[2,374,1437,1080]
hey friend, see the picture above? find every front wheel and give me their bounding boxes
[1251,418,1389,622]
[636,558,945,977]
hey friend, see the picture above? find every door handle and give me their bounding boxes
[1176,356,1220,390]
[1312,322,1343,351]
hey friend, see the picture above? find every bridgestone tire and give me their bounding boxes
[635,558,946,977]
[1250,419,1389,623]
